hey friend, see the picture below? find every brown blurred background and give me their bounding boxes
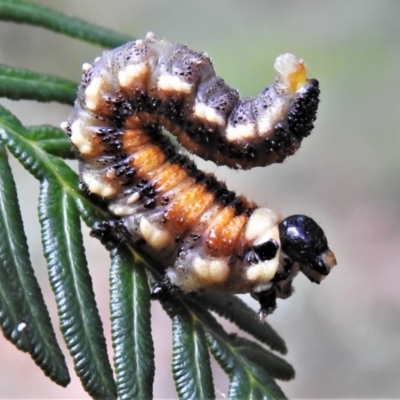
[0,0,399,398]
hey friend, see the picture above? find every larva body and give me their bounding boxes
[63,33,336,318]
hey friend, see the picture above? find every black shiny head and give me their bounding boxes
[278,215,336,283]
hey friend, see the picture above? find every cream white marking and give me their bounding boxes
[109,204,135,216]
[70,120,93,154]
[246,220,280,285]
[226,122,256,142]
[82,170,116,198]
[246,250,279,284]
[244,207,280,242]
[192,256,230,285]
[139,217,172,251]
[85,76,105,111]
[126,192,140,204]
[256,98,286,136]
[118,63,149,88]
[157,74,192,94]
[193,101,225,126]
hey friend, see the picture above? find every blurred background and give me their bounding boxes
[0,0,399,398]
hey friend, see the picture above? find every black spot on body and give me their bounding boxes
[161,196,169,205]
[144,198,156,209]
[253,240,279,262]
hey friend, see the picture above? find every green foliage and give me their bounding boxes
[0,1,295,398]
[0,65,77,104]
[0,0,131,47]
[110,246,155,399]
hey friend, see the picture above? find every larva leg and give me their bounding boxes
[90,219,130,247]
[253,284,278,321]
[150,276,173,300]
[90,220,116,245]
[151,275,199,302]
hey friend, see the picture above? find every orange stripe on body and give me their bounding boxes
[164,184,215,233]
[124,113,158,129]
[205,209,248,258]
[192,204,224,235]
[121,129,150,152]
[148,163,188,192]
[130,144,166,175]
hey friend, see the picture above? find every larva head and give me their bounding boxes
[278,215,336,283]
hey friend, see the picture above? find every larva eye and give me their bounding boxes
[253,240,279,261]
[279,215,336,283]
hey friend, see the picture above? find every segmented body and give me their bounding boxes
[62,33,330,308]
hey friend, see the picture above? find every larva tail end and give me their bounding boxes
[274,53,307,93]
